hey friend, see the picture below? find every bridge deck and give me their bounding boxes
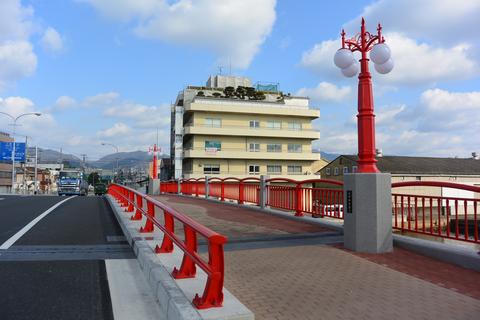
[154,194,480,320]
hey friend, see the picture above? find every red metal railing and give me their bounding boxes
[392,181,480,244]
[160,178,480,244]
[266,178,343,217]
[108,183,227,309]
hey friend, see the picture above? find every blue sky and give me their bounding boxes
[0,0,479,160]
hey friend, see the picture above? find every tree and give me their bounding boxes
[88,172,100,185]
[223,86,235,98]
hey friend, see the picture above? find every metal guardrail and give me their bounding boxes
[108,183,227,309]
[160,178,480,244]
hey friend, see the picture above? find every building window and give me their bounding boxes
[352,166,358,173]
[416,176,421,181]
[343,167,349,174]
[326,168,331,176]
[205,118,221,127]
[288,165,302,174]
[205,140,221,151]
[288,122,301,131]
[249,143,260,152]
[204,164,220,174]
[266,120,281,130]
[249,165,260,175]
[334,167,339,176]
[267,165,282,174]
[287,144,302,153]
[249,120,260,128]
[267,144,282,152]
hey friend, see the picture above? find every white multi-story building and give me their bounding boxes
[170,75,320,180]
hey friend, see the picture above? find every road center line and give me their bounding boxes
[0,196,77,250]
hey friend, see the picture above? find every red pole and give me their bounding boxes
[357,18,379,173]
[152,144,158,179]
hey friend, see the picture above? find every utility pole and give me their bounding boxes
[34,145,38,195]
[81,154,87,171]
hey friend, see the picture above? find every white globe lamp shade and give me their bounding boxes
[370,43,391,65]
[341,62,359,77]
[374,58,394,74]
[334,48,355,69]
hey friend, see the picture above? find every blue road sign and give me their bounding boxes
[0,142,26,162]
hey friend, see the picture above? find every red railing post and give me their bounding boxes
[295,184,304,216]
[193,237,226,309]
[238,182,244,204]
[155,211,174,253]
[172,225,197,279]
[131,193,143,220]
[220,181,225,201]
[126,191,135,212]
[140,200,155,233]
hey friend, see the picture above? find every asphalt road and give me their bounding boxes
[0,195,134,320]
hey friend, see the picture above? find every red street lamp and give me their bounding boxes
[148,144,160,179]
[334,18,393,173]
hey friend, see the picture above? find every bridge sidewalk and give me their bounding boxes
[153,194,480,320]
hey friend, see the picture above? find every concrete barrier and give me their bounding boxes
[105,195,254,320]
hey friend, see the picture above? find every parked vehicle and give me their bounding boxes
[94,183,107,196]
[57,170,88,196]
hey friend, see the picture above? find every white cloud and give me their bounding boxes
[343,0,480,45]
[103,102,170,128]
[318,89,480,157]
[0,96,55,141]
[83,92,120,107]
[0,0,38,89]
[0,0,33,42]
[40,27,64,53]
[416,88,480,132]
[97,122,132,137]
[297,81,352,103]
[80,0,277,69]
[377,33,477,85]
[301,33,478,86]
[301,0,480,86]
[53,96,77,111]
[0,41,37,89]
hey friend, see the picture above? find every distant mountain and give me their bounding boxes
[320,151,339,162]
[89,151,167,170]
[312,149,339,162]
[27,148,82,167]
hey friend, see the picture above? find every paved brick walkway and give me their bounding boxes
[152,194,480,320]
[153,195,330,239]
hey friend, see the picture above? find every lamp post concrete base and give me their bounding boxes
[343,173,393,253]
[148,178,160,195]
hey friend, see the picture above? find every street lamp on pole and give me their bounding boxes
[0,111,41,193]
[333,18,393,173]
[101,142,119,182]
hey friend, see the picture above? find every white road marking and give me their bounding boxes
[0,196,77,250]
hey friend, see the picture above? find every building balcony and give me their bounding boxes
[184,124,320,139]
[185,98,320,118]
[183,148,320,161]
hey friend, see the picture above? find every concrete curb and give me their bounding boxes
[105,195,254,320]
[167,193,480,272]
